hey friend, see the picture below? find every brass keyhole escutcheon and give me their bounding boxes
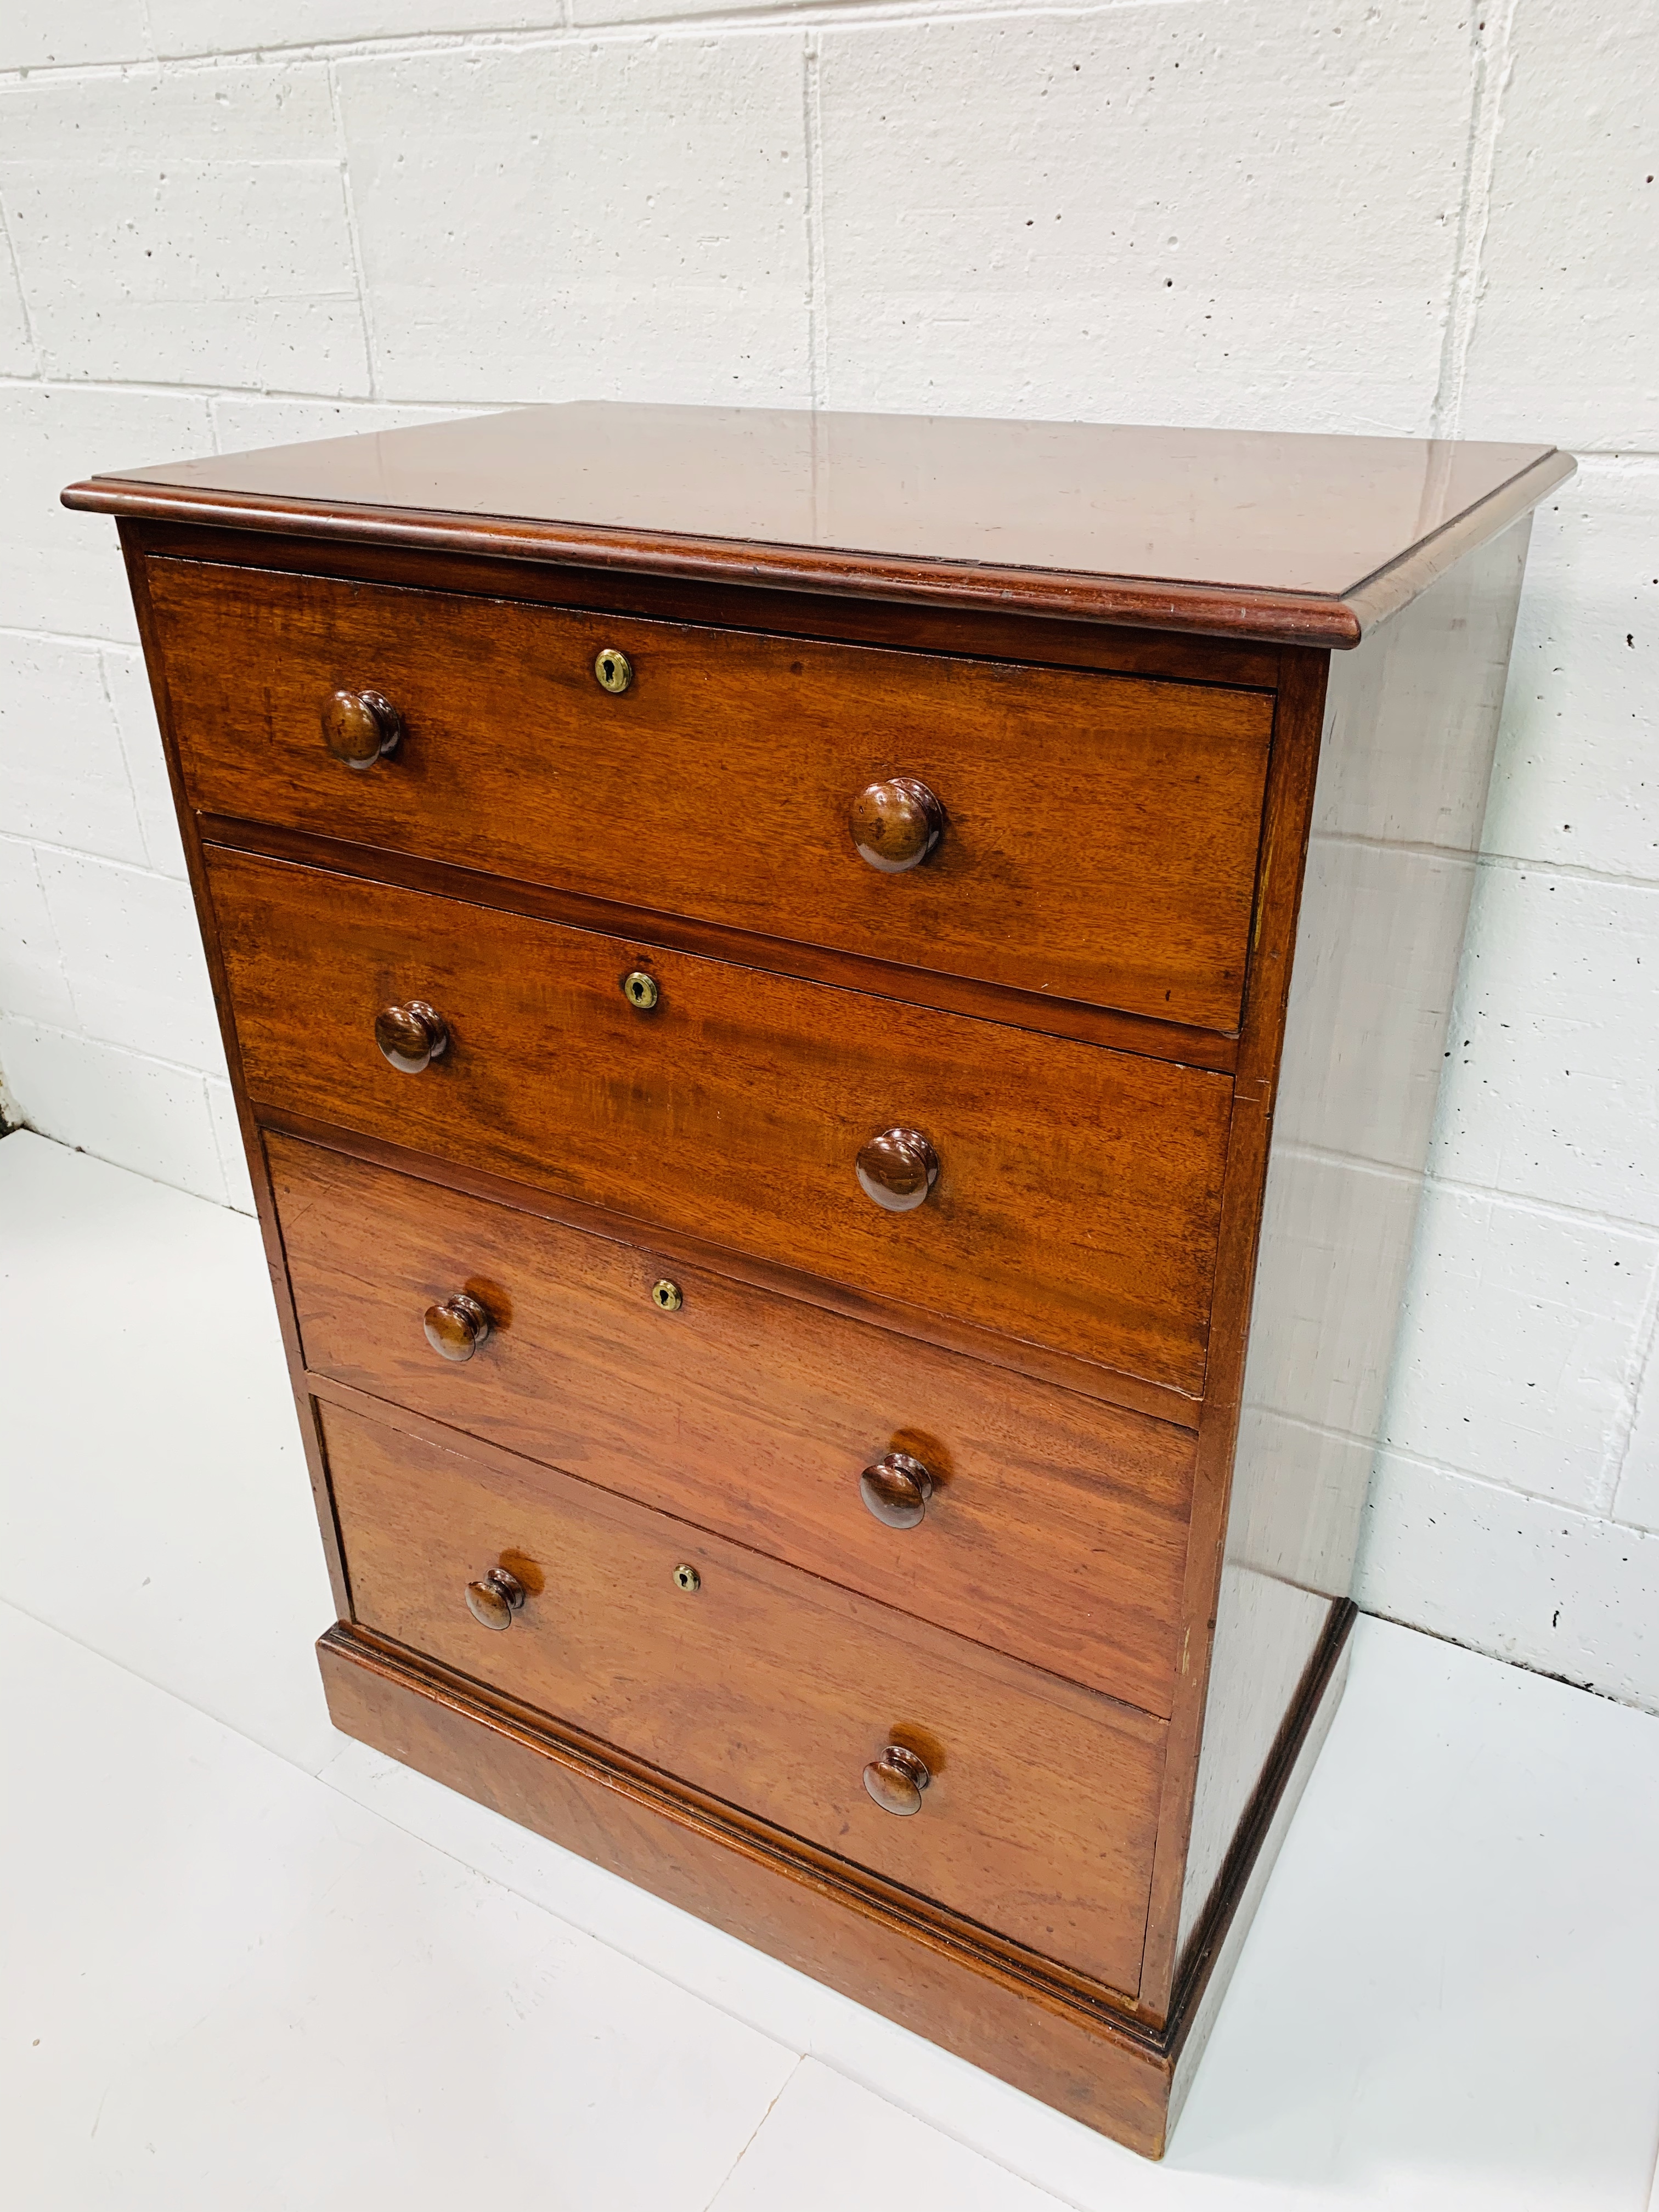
[674,1562,701,1594]
[623,970,659,1012]
[651,1279,683,1312]
[594,646,634,695]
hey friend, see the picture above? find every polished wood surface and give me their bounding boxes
[114,537,354,1629]
[148,558,1274,1031]
[1174,525,1537,1980]
[204,810,1243,1072]
[1164,1611,1353,2139]
[218,853,1233,1391]
[317,1598,1353,2159]
[69,405,1572,645]
[322,1398,1166,1994]
[122,520,1285,689]
[1133,645,1331,2025]
[84,402,1559,2158]
[266,1105,1201,1426]
[271,1132,1195,1712]
[317,1620,1174,2154]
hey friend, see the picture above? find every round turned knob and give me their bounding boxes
[465,1566,526,1632]
[855,1127,939,1212]
[859,1451,935,1530]
[423,1291,492,1363]
[864,1743,932,1817]
[321,688,401,770]
[374,1000,449,1074]
[849,777,945,873]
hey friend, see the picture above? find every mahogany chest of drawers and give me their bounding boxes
[67,407,1571,2155]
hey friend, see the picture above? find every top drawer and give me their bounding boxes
[145,558,1276,1034]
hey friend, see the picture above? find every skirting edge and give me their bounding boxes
[316,1600,1355,2158]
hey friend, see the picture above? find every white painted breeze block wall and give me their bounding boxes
[2,5,1654,1706]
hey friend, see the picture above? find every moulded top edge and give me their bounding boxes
[62,404,1575,648]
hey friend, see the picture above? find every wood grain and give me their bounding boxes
[212,849,1234,1392]
[114,521,1288,689]
[270,1131,1196,1713]
[321,1397,1167,1995]
[66,404,1573,646]
[1132,645,1330,2024]
[315,1590,1353,2157]
[261,1107,1202,1427]
[78,403,1556,2164]
[1170,530,1537,2003]
[150,558,1275,1032]
[114,528,356,1617]
[199,814,1243,1071]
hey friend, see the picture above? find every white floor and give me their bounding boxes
[4,1131,1659,2211]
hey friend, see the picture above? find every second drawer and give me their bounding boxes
[212,848,1233,1394]
[273,1133,1195,1714]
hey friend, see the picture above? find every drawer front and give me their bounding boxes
[215,850,1233,1393]
[273,1133,1195,1714]
[323,1398,1165,1994]
[151,558,1275,1033]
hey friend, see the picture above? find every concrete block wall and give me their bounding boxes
[2,4,1654,1705]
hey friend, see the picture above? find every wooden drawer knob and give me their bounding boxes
[850,777,944,872]
[859,1450,935,1529]
[375,1000,448,1074]
[465,1565,526,1631]
[423,1291,491,1362]
[855,1127,939,1212]
[864,1743,931,1816]
[322,687,401,769]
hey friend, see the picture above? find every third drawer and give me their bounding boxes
[273,1133,1196,1717]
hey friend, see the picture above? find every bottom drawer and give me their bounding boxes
[323,1400,1166,1996]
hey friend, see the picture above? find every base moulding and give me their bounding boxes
[318,1599,1354,2158]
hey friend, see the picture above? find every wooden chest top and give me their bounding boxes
[66,400,1570,645]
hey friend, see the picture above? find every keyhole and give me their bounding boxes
[622,969,659,1012]
[674,1563,701,1594]
[594,646,633,694]
[651,1279,683,1312]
